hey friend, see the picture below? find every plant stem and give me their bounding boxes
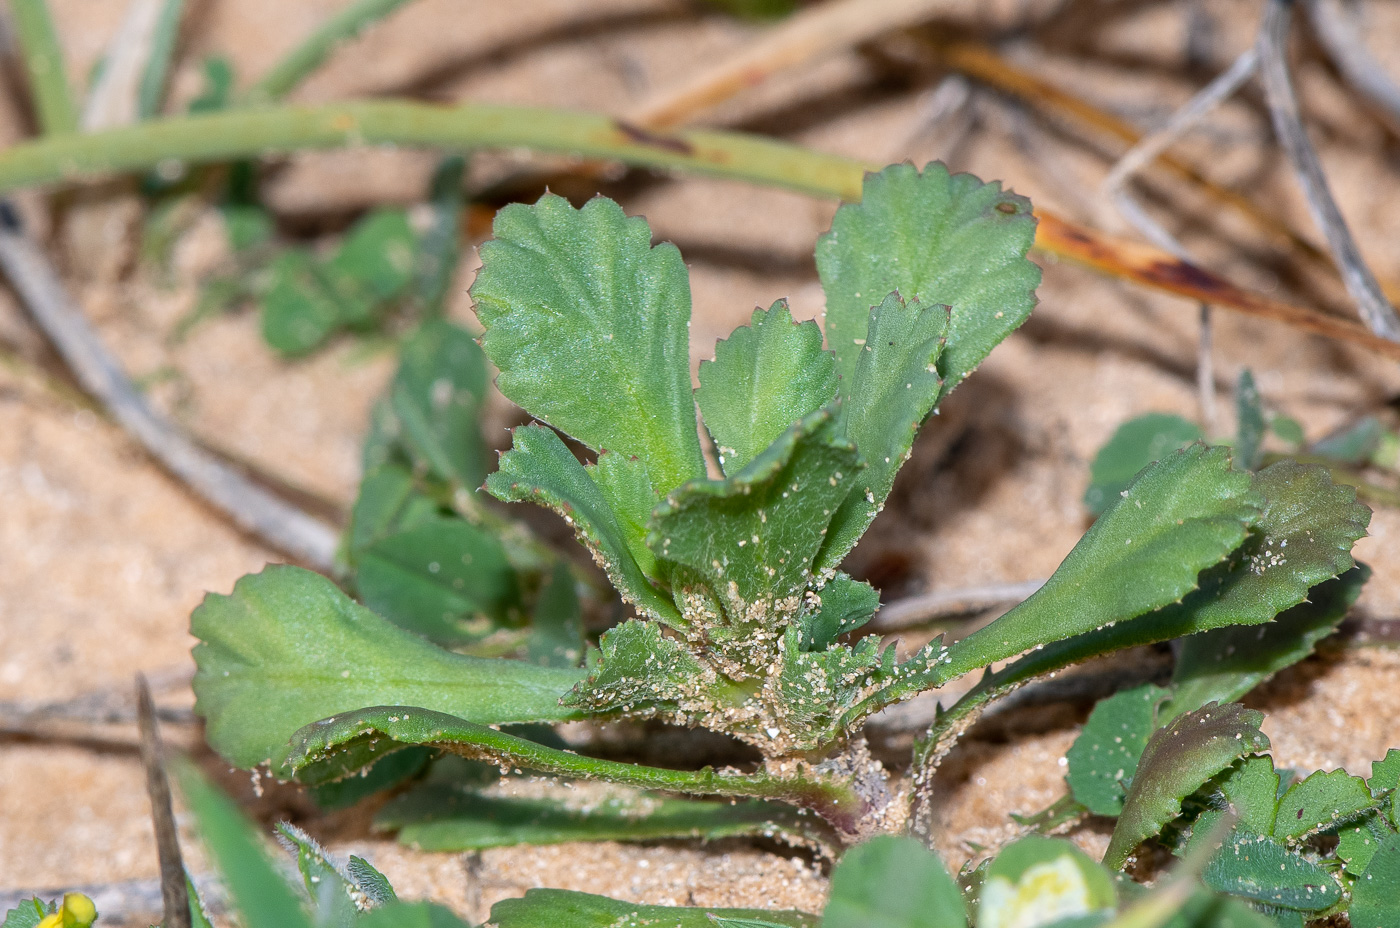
[0,101,870,200]
[245,0,418,104]
[8,0,79,134]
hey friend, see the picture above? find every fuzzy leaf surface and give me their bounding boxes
[472,194,703,493]
[1065,684,1166,816]
[487,424,679,624]
[191,565,584,773]
[649,408,861,620]
[774,628,889,750]
[1235,371,1265,471]
[947,445,1258,678]
[489,890,817,928]
[696,300,837,474]
[1217,756,1282,838]
[1351,835,1400,928]
[1335,811,1395,876]
[562,620,703,717]
[822,835,966,928]
[816,161,1039,402]
[1201,833,1339,912]
[378,786,810,851]
[1083,413,1203,516]
[817,293,948,569]
[1105,703,1269,868]
[355,516,520,646]
[1273,768,1373,840]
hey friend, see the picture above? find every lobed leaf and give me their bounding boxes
[696,300,837,474]
[191,565,584,773]
[286,705,859,816]
[649,407,861,623]
[472,193,704,494]
[562,619,703,717]
[489,890,817,928]
[800,573,879,651]
[1201,833,1339,912]
[1273,768,1374,841]
[817,292,948,569]
[377,786,810,851]
[1083,413,1203,516]
[587,451,662,580]
[1105,703,1269,868]
[816,161,1039,403]
[487,424,680,624]
[1335,811,1395,876]
[946,445,1259,678]
[773,627,889,750]
[1065,684,1166,816]
[822,835,966,928]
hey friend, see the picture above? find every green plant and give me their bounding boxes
[191,159,1370,867]
[155,766,1281,928]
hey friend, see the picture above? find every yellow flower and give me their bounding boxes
[34,893,98,928]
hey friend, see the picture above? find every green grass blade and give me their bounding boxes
[247,0,418,103]
[9,0,78,134]
[137,0,186,119]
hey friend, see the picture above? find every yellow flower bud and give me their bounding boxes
[60,893,98,928]
[35,915,62,928]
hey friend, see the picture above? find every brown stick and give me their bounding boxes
[137,674,191,928]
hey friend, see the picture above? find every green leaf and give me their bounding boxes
[587,451,662,580]
[1065,684,1166,816]
[191,565,584,773]
[1311,416,1382,465]
[1273,768,1373,840]
[309,746,432,810]
[774,628,889,750]
[175,762,314,928]
[801,573,879,651]
[1201,833,1340,912]
[822,835,966,928]
[1335,811,1395,876]
[275,821,360,915]
[326,208,416,304]
[487,424,680,625]
[980,837,1116,928]
[697,300,837,474]
[649,407,861,623]
[286,705,857,815]
[472,193,704,494]
[1105,703,1269,868]
[1351,835,1400,928]
[489,889,817,928]
[1370,749,1400,793]
[356,901,470,928]
[816,161,1039,403]
[262,250,341,356]
[378,785,809,851]
[1160,562,1365,724]
[386,319,491,490]
[2,898,52,928]
[817,292,949,569]
[137,0,185,120]
[410,155,467,318]
[1235,371,1265,471]
[527,562,585,668]
[346,465,437,556]
[1270,415,1304,447]
[562,619,703,717]
[1217,755,1282,838]
[355,516,520,645]
[188,55,234,114]
[1084,414,1204,516]
[347,856,398,905]
[947,445,1258,678]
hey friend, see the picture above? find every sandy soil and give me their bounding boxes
[3,0,1400,924]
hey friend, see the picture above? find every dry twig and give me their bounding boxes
[1305,0,1400,132]
[1257,0,1400,340]
[137,674,190,928]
